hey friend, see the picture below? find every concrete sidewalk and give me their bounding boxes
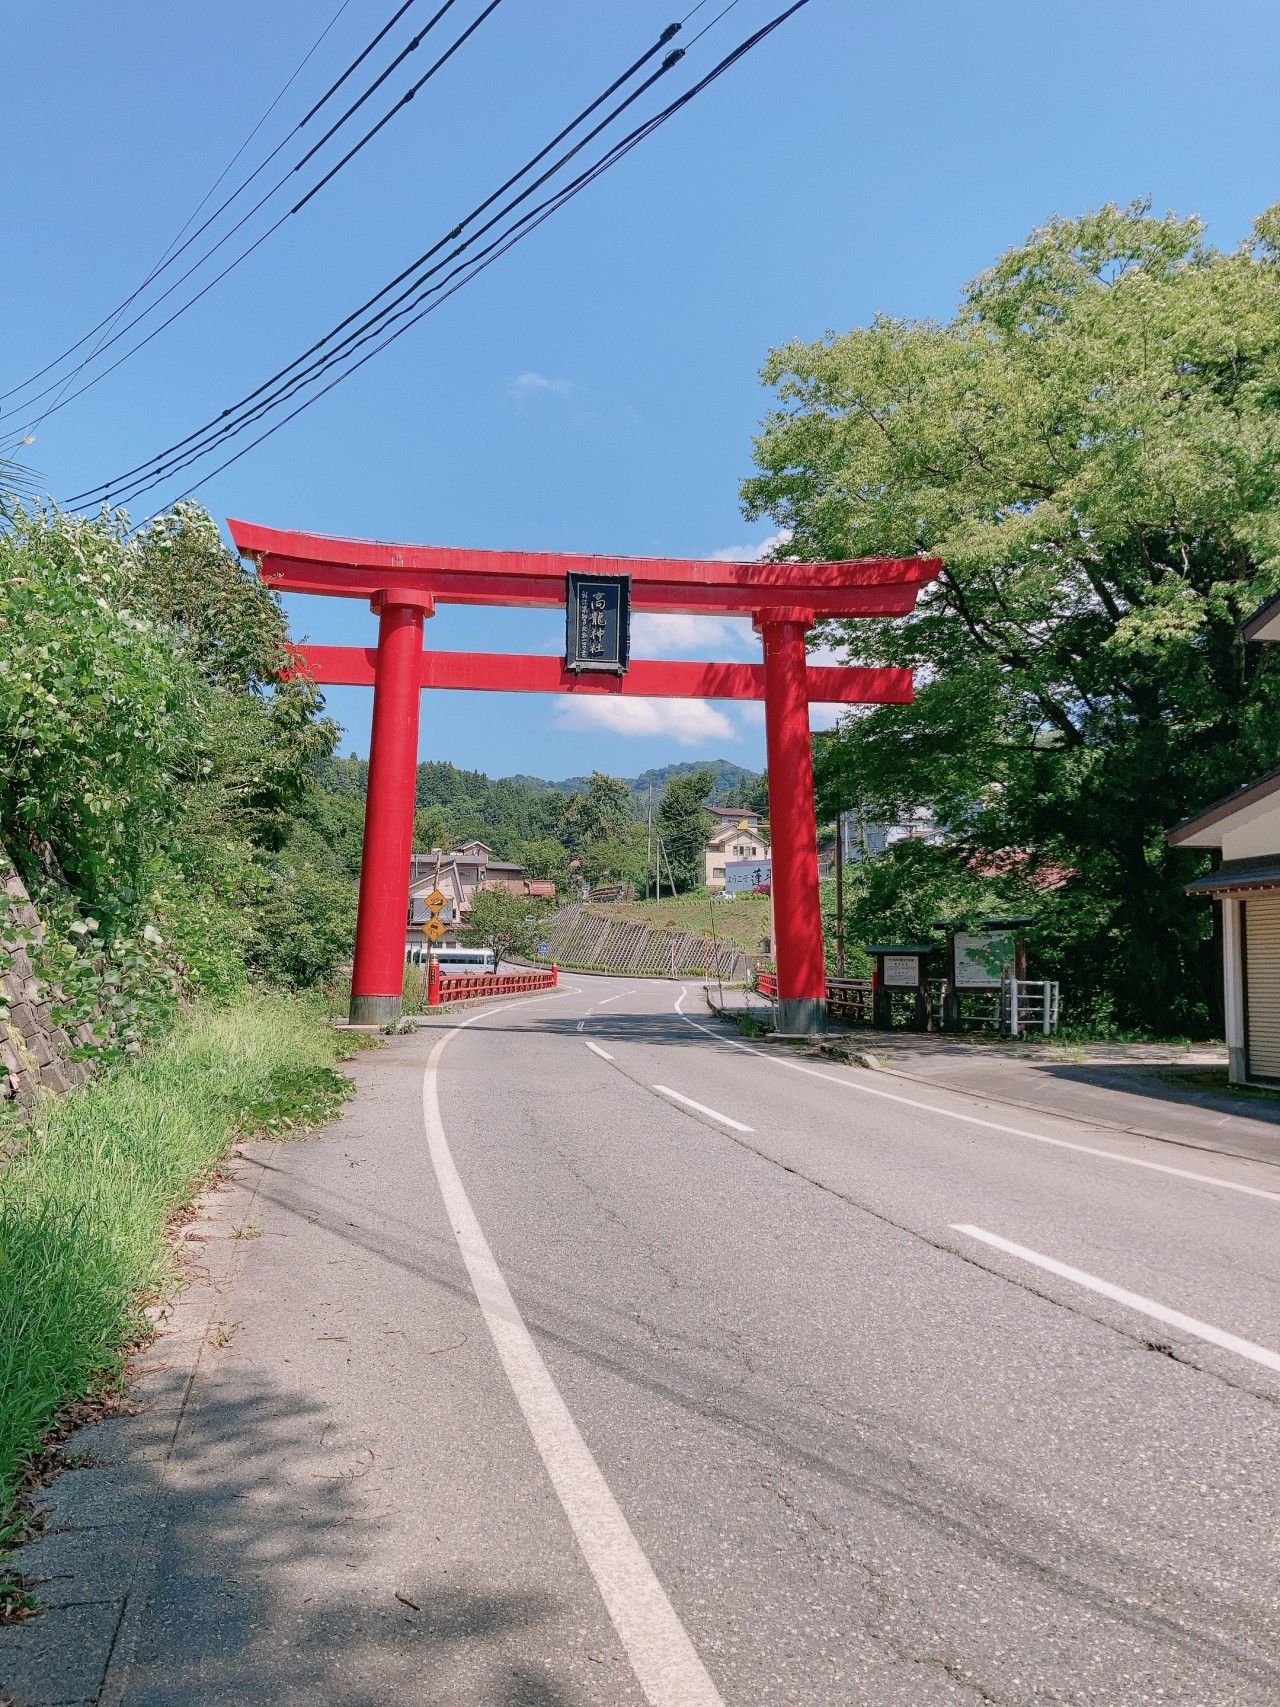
[699,984,1280,1168]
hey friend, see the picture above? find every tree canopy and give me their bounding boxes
[742,201,1280,1030]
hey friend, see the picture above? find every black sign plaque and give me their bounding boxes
[565,573,631,674]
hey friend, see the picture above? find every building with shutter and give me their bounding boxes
[1168,767,1280,1084]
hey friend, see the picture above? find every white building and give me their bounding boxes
[1168,768,1280,1084]
[703,806,770,890]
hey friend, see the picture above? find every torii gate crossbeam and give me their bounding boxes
[230,520,941,1034]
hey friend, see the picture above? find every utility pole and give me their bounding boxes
[646,782,654,901]
[834,810,845,977]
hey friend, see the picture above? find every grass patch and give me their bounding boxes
[0,994,349,1544]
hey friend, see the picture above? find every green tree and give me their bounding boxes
[743,202,1280,1032]
[559,771,634,851]
[656,768,715,892]
[413,804,452,852]
[517,836,572,889]
[463,886,552,966]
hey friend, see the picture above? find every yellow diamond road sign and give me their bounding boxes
[424,918,448,941]
[425,888,448,914]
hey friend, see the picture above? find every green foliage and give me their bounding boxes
[0,508,203,916]
[0,996,346,1541]
[560,771,634,851]
[463,886,553,965]
[0,503,347,1053]
[820,841,1040,976]
[657,767,715,891]
[516,835,573,888]
[743,201,1280,1032]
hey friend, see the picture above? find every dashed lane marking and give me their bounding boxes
[652,1084,753,1134]
[585,1040,615,1062]
[953,1224,1280,1375]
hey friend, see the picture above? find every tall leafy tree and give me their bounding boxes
[742,202,1280,1030]
[657,768,715,892]
[559,771,634,851]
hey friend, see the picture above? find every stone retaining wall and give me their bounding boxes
[1,863,90,1108]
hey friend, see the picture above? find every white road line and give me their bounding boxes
[595,989,632,1007]
[585,1040,615,1062]
[576,1020,585,1032]
[953,1224,1280,1375]
[672,994,1280,1207]
[652,1084,753,1134]
[422,1000,725,1707]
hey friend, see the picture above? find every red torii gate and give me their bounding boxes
[229,520,940,1033]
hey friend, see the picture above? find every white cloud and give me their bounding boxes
[553,697,737,745]
[709,528,793,563]
[508,370,573,402]
[629,612,759,657]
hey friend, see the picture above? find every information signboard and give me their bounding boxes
[954,931,1014,989]
[882,954,920,988]
[724,858,771,895]
[565,573,631,674]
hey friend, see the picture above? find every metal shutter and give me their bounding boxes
[1246,896,1280,1080]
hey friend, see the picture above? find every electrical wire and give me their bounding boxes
[74,1,813,514]
[2,0,508,447]
[1,0,492,441]
[0,0,405,408]
[67,22,689,505]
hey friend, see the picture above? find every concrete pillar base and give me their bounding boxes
[773,997,827,1037]
[1228,1043,1247,1086]
[349,994,402,1026]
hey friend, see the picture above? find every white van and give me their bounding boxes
[405,944,495,974]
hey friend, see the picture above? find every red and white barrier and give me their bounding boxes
[426,963,559,1007]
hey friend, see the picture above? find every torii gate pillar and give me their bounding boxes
[758,611,827,1035]
[350,589,434,1025]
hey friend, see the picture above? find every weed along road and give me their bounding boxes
[19,977,1280,1706]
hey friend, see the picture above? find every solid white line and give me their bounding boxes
[671,993,1280,1207]
[422,1000,724,1707]
[585,1040,615,1062]
[952,1224,1280,1374]
[652,1084,753,1134]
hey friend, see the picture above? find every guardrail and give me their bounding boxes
[826,977,873,1022]
[752,970,873,1022]
[428,964,559,1006]
[1002,975,1060,1036]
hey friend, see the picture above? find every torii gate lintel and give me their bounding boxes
[229,520,941,1034]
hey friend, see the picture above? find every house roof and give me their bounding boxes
[1244,592,1280,644]
[1166,764,1280,848]
[1185,855,1280,897]
[706,804,760,819]
[708,820,766,847]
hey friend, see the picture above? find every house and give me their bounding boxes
[1167,767,1280,1084]
[704,808,771,891]
[406,841,554,950]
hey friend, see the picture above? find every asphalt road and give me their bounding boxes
[52,976,1280,1705]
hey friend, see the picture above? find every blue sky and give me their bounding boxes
[6,0,1278,780]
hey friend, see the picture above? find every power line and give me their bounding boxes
[0,0,395,408]
[68,22,689,506]
[0,0,501,444]
[77,2,814,515]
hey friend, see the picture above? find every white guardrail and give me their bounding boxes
[1002,975,1060,1036]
